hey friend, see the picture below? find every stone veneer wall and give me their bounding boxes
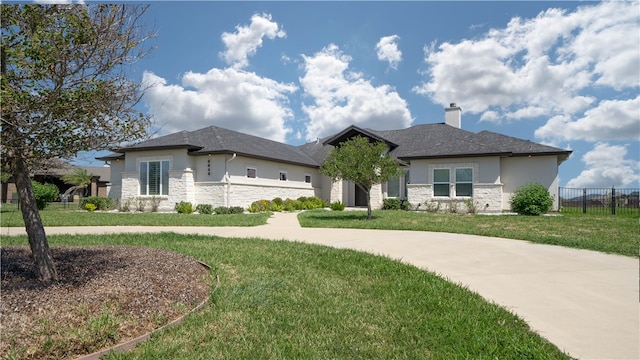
[407,183,503,213]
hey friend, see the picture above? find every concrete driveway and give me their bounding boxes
[2,211,638,360]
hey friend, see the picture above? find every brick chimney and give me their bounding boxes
[445,103,461,128]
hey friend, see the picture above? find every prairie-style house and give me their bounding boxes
[98,104,571,212]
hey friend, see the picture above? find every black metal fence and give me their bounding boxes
[559,187,639,215]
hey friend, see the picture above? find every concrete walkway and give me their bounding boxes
[2,212,638,360]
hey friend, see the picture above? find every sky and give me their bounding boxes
[76,1,639,189]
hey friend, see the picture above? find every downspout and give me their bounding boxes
[224,153,237,207]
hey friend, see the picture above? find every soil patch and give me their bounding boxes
[1,245,211,360]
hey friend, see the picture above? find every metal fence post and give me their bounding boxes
[582,188,587,214]
[611,187,616,215]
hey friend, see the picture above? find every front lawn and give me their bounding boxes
[1,233,570,359]
[298,210,638,257]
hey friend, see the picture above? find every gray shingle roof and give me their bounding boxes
[114,126,320,167]
[101,123,571,166]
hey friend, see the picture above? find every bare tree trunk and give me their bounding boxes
[11,154,58,282]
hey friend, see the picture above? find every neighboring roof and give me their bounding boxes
[100,123,571,166]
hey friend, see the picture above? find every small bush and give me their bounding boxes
[248,199,272,213]
[135,197,147,212]
[297,196,326,210]
[229,206,244,214]
[463,198,477,214]
[271,203,284,212]
[175,201,195,214]
[84,203,97,212]
[283,198,301,211]
[510,183,553,216]
[80,196,114,211]
[424,200,440,213]
[196,204,213,215]
[213,206,230,215]
[272,197,284,206]
[119,198,131,212]
[330,201,345,211]
[382,198,402,210]
[382,198,411,211]
[32,181,59,210]
[149,196,162,212]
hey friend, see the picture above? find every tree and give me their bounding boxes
[1,4,154,281]
[61,167,93,197]
[320,136,401,220]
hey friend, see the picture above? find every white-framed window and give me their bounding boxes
[455,168,473,197]
[433,168,450,197]
[279,171,287,181]
[140,160,169,196]
[246,167,257,178]
[304,174,312,183]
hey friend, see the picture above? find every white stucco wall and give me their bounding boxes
[500,155,560,210]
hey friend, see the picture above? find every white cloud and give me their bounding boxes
[142,69,297,142]
[375,35,402,70]
[413,0,640,138]
[535,96,640,141]
[566,142,640,188]
[220,13,286,69]
[300,44,413,141]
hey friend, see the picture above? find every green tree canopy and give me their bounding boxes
[1,4,154,281]
[320,136,401,219]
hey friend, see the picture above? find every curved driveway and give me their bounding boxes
[3,212,638,360]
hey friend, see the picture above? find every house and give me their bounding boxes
[1,162,110,204]
[97,104,571,212]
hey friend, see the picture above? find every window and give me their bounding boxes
[387,176,401,198]
[279,171,287,181]
[304,175,311,183]
[140,160,169,196]
[246,167,256,178]
[433,169,450,197]
[455,168,473,197]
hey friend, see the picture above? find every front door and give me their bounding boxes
[355,185,367,207]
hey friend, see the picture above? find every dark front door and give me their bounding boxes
[355,185,367,207]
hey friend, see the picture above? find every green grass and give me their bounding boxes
[298,210,638,257]
[0,206,269,227]
[1,233,570,359]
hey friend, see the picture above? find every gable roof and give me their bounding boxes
[99,123,571,166]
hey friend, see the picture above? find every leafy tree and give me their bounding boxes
[31,181,59,210]
[320,136,401,220]
[1,4,154,281]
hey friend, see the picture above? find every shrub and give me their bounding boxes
[135,197,147,212]
[463,198,477,214]
[272,197,284,206]
[80,196,114,211]
[213,206,230,215]
[382,198,411,211]
[175,201,195,214]
[84,203,97,212]
[271,203,284,212]
[119,198,131,212]
[196,204,213,215]
[248,199,272,213]
[330,201,345,211]
[149,196,162,212]
[229,206,244,214]
[447,201,459,214]
[32,181,59,210]
[283,198,301,211]
[423,200,440,213]
[297,196,326,210]
[510,183,553,216]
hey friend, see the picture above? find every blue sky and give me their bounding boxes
[78,1,639,189]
